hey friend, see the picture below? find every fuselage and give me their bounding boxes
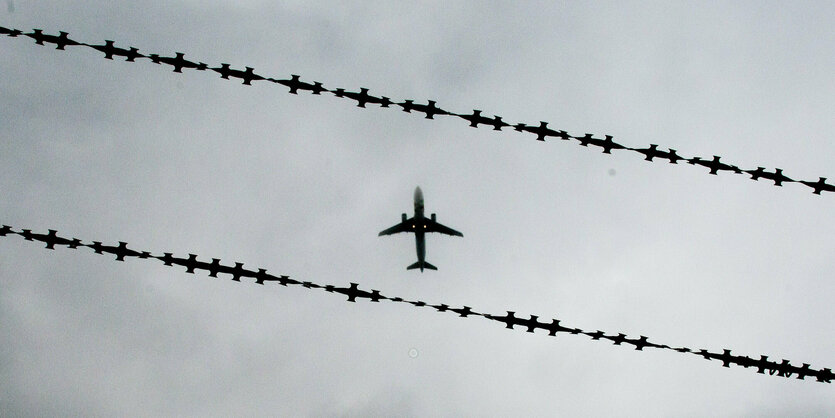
[378,185,461,272]
[413,186,426,264]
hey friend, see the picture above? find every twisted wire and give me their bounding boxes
[1,26,832,196]
[2,224,831,384]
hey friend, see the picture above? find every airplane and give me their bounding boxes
[378,186,462,272]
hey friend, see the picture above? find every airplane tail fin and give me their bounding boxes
[407,261,437,271]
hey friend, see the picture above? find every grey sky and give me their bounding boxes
[1,1,833,416]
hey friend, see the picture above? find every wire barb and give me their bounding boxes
[2,223,831,384]
[2,25,830,196]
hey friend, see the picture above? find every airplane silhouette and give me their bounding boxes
[0,225,14,236]
[148,52,208,73]
[24,29,81,50]
[87,40,144,61]
[397,100,449,119]
[687,155,742,175]
[744,167,794,186]
[573,133,626,154]
[379,186,462,272]
[211,64,265,85]
[513,121,570,141]
[332,87,392,107]
[454,110,509,130]
[800,177,835,195]
[0,26,22,37]
[632,144,684,164]
[269,75,327,95]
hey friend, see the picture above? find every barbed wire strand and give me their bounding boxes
[1,26,833,196]
[2,224,831,384]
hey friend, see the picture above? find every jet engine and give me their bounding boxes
[431,213,436,222]
[402,213,407,222]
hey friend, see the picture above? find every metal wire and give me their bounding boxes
[2,26,832,196]
[3,224,831,384]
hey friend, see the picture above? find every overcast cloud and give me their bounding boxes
[1,1,834,416]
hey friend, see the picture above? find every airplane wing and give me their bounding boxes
[378,220,412,236]
[427,221,463,237]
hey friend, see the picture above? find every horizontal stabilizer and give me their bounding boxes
[407,261,437,271]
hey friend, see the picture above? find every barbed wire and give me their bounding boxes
[1,26,833,196]
[2,224,831,384]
